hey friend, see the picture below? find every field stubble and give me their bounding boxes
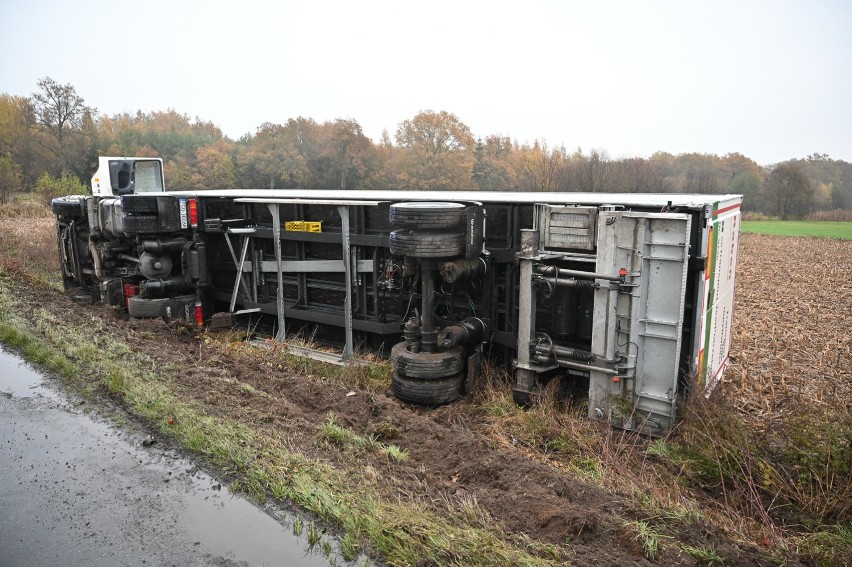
[728,234,851,420]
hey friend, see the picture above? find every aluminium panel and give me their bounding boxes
[697,197,743,392]
[589,211,692,433]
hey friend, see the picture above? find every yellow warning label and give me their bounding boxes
[285,221,322,233]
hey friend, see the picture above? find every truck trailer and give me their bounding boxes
[52,156,742,433]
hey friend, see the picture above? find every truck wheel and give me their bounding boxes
[391,372,463,405]
[51,196,87,218]
[122,215,161,234]
[390,342,464,379]
[389,230,464,258]
[389,202,466,230]
[127,294,196,320]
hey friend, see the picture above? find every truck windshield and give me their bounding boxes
[134,160,164,193]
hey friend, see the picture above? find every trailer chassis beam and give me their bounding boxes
[245,198,383,359]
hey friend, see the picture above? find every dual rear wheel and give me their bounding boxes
[389,342,465,405]
[388,202,470,405]
[388,202,466,258]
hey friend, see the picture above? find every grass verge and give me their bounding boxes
[318,412,409,462]
[0,271,567,566]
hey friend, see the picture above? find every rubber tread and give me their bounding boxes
[51,196,86,218]
[390,342,464,379]
[389,230,465,258]
[389,202,466,230]
[391,371,463,405]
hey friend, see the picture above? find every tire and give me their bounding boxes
[122,214,161,234]
[389,230,464,258]
[121,196,159,214]
[390,342,464,379]
[389,202,466,230]
[127,294,196,320]
[51,196,87,218]
[392,371,463,405]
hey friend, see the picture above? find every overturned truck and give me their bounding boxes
[53,157,742,433]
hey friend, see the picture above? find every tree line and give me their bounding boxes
[2,77,851,218]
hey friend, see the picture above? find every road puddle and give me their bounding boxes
[0,346,356,566]
[0,346,61,402]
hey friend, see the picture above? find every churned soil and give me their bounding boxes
[3,230,834,566]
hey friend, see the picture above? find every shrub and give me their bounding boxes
[33,172,88,205]
[675,392,852,530]
[807,209,852,222]
[741,211,777,221]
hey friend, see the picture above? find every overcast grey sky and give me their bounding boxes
[1,0,850,165]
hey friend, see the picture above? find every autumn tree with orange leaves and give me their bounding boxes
[4,78,852,215]
[394,110,475,190]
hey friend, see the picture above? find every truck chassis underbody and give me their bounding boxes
[54,162,741,433]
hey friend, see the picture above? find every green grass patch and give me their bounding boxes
[794,525,852,567]
[741,220,852,239]
[682,544,724,565]
[318,412,409,462]
[624,520,672,560]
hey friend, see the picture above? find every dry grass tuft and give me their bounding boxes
[0,217,59,279]
[807,209,852,222]
[0,192,53,219]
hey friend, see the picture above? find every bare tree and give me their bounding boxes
[0,155,22,204]
[31,77,95,173]
[517,141,562,192]
[619,158,673,193]
[563,149,617,192]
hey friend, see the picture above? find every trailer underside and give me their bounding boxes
[53,184,741,434]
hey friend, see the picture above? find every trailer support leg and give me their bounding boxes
[268,203,286,342]
[514,229,539,403]
[338,205,354,360]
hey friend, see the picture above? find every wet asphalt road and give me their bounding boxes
[0,347,333,567]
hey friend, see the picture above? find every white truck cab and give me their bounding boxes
[91,157,165,197]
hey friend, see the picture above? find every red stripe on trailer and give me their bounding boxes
[712,203,741,217]
[711,354,729,384]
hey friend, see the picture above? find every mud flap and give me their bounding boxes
[465,347,482,397]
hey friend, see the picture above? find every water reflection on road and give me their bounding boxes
[0,346,343,567]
